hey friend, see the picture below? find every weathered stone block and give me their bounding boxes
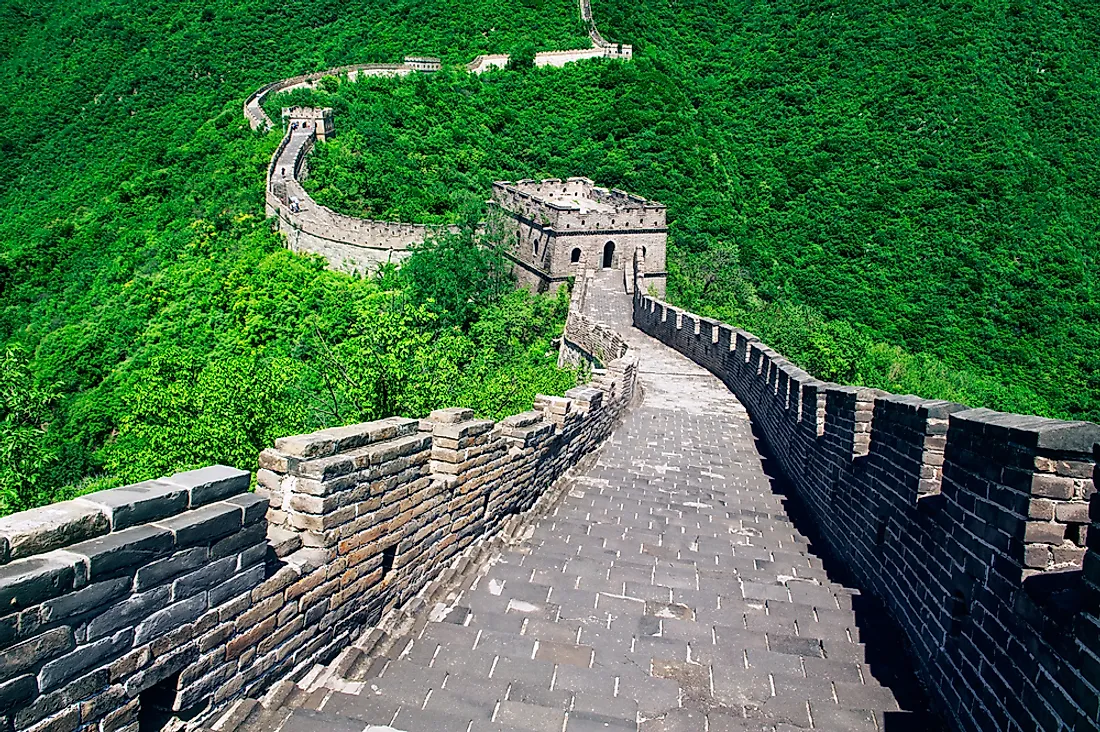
[226,492,269,524]
[173,557,237,600]
[0,673,37,715]
[133,593,207,646]
[41,576,131,625]
[162,465,250,508]
[209,563,265,607]
[134,547,208,591]
[0,501,109,562]
[154,502,242,547]
[1055,502,1089,524]
[38,628,132,691]
[123,645,196,698]
[428,407,475,424]
[0,553,78,611]
[1024,521,1066,545]
[0,627,74,678]
[76,480,187,531]
[68,524,173,580]
[1032,475,1075,500]
[15,668,107,729]
[86,586,171,641]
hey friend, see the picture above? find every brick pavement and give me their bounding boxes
[261,270,936,731]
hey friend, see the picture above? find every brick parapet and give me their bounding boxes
[633,291,1100,732]
[0,306,637,731]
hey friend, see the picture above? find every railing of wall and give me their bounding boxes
[632,292,1100,732]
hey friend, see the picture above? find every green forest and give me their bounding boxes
[1,0,1098,514]
[0,0,588,514]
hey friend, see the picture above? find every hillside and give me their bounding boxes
[299,0,1100,422]
[1,0,1098,512]
[0,0,588,513]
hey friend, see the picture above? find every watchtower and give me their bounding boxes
[490,177,667,295]
[281,106,335,141]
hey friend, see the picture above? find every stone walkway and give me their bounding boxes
[266,271,934,731]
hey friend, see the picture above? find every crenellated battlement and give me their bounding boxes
[633,292,1100,732]
[0,302,638,731]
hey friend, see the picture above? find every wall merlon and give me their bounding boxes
[633,293,1100,732]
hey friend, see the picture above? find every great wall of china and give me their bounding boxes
[1,1,1099,731]
[248,0,632,277]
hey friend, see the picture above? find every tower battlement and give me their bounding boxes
[491,178,668,294]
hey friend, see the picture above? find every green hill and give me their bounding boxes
[1,0,1097,513]
[0,0,588,513]
[300,0,1100,421]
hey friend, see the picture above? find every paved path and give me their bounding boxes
[272,271,933,731]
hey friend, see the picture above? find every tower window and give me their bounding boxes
[571,248,581,263]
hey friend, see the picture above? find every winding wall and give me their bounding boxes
[251,0,632,275]
[633,291,1100,732]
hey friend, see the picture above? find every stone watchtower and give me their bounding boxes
[282,106,335,141]
[490,177,667,295]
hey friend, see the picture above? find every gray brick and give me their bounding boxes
[0,673,37,715]
[134,547,208,591]
[41,576,131,624]
[0,627,74,677]
[209,563,265,607]
[225,492,269,524]
[76,480,187,530]
[86,586,170,641]
[154,503,241,547]
[68,524,173,579]
[14,668,107,728]
[0,501,109,561]
[133,593,206,646]
[210,520,266,560]
[162,465,250,507]
[0,553,78,611]
[172,556,236,599]
[38,628,132,690]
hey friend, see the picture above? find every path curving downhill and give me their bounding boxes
[247,0,633,275]
[231,275,935,732]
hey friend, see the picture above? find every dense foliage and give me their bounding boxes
[0,0,587,514]
[300,0,1100,421]
[2,0,1098,512]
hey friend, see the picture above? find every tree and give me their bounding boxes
[506,41,537,71]
[0,347,61,513]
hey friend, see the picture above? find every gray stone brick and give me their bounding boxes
[86,586,170,641]
[41,576,131,624]
[134,547,208,591]
[209,563,265,607]
[0,553,78,611]
[225,492,269,524]
[162,465,250,507]
[68,524,174,579]
[154,503,241,547]
[172,556,237,600]
[0,501,109,562]
[14,668,107,728]
[37,629,132,691]
[0,627,74,678]
[0,673,37,715]
[133,593,206,646]
[76,480,187,530]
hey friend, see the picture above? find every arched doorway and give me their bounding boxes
[571,248,582,264]
[602,241,615,269]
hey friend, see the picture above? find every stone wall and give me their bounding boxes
[0,315,637,731]
[633,293,1100,732]
[249,0,633,272]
